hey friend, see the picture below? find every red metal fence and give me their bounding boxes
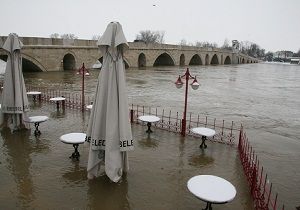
[130,104,238,145]
[26,84,238,145]
[26,84,93,110]
[238,128,285,210]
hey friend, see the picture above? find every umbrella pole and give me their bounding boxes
[81,63,85,112]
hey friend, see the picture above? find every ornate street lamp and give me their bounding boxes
[77,63,90,111]
[175,68,199,136]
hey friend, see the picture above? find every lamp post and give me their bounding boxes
[77,63,90,112]
[174,68,199,136]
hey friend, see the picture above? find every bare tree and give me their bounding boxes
[60,34,78,39]
[221,38,231,50]
[50,33,60,38]
[135,30,165,44]
[157,31,165,44]
[61,34,77,46]
[293,49,300,57]
[195,41,202,47]
[179,39,187,46]
[193,41,218,48]
[240,40,265,58]
[92,35,101,41]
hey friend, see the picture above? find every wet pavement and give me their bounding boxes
[0,102,253,210]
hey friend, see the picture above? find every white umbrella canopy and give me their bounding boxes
[0,33,29,131]
[86,22,134,182]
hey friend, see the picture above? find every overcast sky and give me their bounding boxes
[1,0,299,52]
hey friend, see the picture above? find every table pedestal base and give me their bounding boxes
[56,101,60,110]
[34,122,41,136]
[202,202,212,210]
[146,122,153,133]
[70,144,80,160]
[200,136,207,148]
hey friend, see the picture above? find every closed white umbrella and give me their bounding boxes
[86,22,134,182]
[0,33,29,130]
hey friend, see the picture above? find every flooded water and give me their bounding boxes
[0,62,300,209]
[0,104,252,210]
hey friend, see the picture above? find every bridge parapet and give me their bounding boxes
[0,36,259,71]
[0,36,98,47]
[1,36,233,54]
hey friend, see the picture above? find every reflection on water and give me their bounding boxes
[62,162,87,184]
[28,100,43,110]
[1,128,35,209]
[137,134,159,148]
[87,176,130,210]
[50,109,66,119]
[188,152,214,167]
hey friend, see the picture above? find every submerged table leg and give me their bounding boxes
[70,144,80,160]
[146,122,153,133]
[56,101,60,110]
[200,136,208,148]
[34,122,41,136]
[203,202,212,210]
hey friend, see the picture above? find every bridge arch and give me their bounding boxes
[189,54,202,65]
[242,58,245,64]
[180,54,185,66]
[98,56,103,64]
[138,53,146,67]
[123,58,130,69]
[224,56,231,65]
[22,53,47,72]
[205,54,209,65]
[62,53,76,70]
[153,52,175,66]
[210,54,219,65]
[0,54,8,62]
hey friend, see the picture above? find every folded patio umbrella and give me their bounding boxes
[0,33,29,131]
[86,22,134,182]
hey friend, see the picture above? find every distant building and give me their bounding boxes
[290,58,300,64]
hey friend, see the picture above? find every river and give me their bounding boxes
[1,62,300,209]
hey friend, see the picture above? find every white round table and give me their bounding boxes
[86,104,93,110]
[191,127,216,148]
[60,133,86,160]
[24,116,49,136]
[187,175,236,210]
[138,115,160,133]
[27,91,42,101]
[50,97,66,110]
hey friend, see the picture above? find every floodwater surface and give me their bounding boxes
[0,104,252,210]
[0,62,299,209]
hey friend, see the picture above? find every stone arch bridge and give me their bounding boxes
[0,36,258,72]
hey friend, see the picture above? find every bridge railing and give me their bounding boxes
[0,35,242,55]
